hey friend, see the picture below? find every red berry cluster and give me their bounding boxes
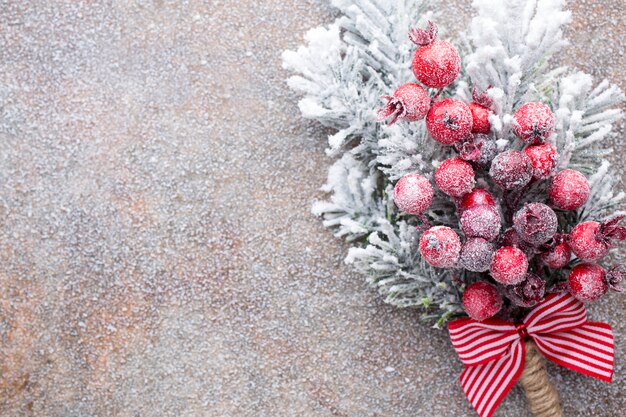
[385,21,626,322]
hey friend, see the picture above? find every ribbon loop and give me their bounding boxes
[449,293,614,417]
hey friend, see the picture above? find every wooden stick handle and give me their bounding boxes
[519,340,564,417]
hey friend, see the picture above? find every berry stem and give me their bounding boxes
[431,88,444,104]
[418,213,433,230]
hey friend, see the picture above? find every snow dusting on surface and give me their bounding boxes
[0,1,625,416]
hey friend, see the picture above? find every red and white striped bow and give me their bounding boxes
[448,293,614,417]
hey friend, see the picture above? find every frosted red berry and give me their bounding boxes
[506,273,546,308]
[568,217,626,262]
[409,22,460,88]
[462,281,503,321]
[540,240,572,269]
[459,238,495,272]
[468,102,491,134]
[489,150,533,189]
[393,173,434,215]
[434,157,475,198]
[569,221,607,262]
[377,83,431,125]
[426,99,473,145]
[568,263,608,302]
[460,204,501,241]
[524,143,558,180]
[419,226,461,268]
[513,102,555,144]
[490,246,528,285]
[513,203,558,246]
[549,169,590,210]
[460,188,496,211]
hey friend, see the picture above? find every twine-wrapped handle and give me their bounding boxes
[519,341,564,417]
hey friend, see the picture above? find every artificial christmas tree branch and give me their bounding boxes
[285,0,623,415]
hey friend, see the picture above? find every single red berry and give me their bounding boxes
[426,99,473,145]
[539,239,572,269]
[460,204,501,241]
[463,281,503,321]
[490,246,528,285]
[377,83,431,125]
[570,221,607,262]
[513,203,558,246]
[434,157,475,198]
[568,263,608,302]
[549,169,590,210]
[460,188,496,211]
[459,238,495,272]
[409,21,460,88]
[468,102,491,134]
[524,143,558,180]
[393,173,434,215]
[505,273,546,308]
[419,226,461,268]
[569,217,626,262]
[513,102,555,144]
[489,150,533,189]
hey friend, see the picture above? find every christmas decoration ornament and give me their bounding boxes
[539,234,571,269]
[513,102,555,143]
[567,263,608,302]
[460,188,496,211]
[393,173,434,215]
[426,98,473,145]
[468,103,491,134]
[460,204,501,241]
[490,246,528,285]
[377,83,430,125]
[286,1,624,415]
[462,281,502,321]
[513,203,558,245]
[409,21,461,88]
[569,216,626,262]
[459,238,495,272]
[434,157,475,198]
[419,226,461,268]
[468,86,493,134]
[548,169,590,210]
[489,150,533,190]
[524,143,558,180]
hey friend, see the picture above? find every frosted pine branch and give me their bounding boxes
[346,219,463,324]
[312,154,385,241]
[286,0,625,324]
[282,0,432,156]
[464,0,571,139]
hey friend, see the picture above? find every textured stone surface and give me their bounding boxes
[0,1,624,416]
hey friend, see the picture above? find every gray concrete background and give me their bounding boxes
[0,1,624,416]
